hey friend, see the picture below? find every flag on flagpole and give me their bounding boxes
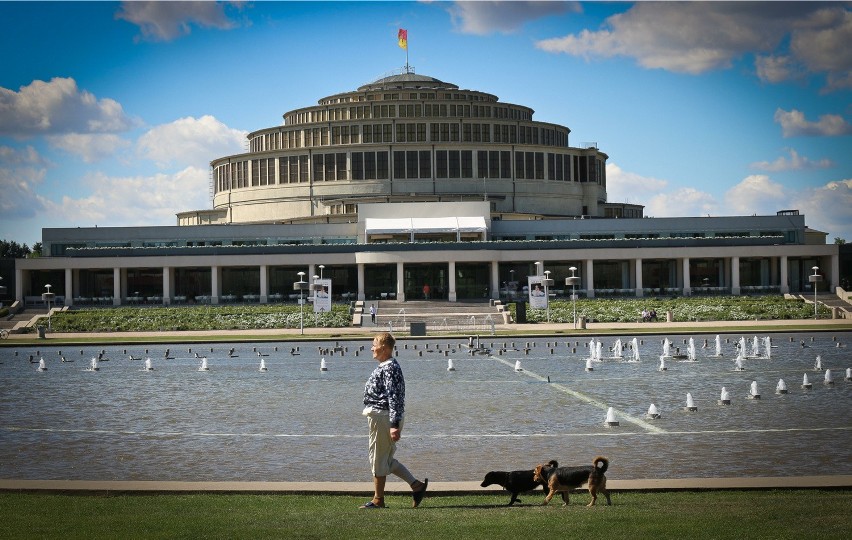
[398,28,408,50]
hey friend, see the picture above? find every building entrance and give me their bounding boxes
[404,263,448,300]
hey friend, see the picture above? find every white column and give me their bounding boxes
[64,268,73,306]
[260,265,268,303]
[163,266,172,305]
[682,258,691,296]
[830,253,839,290]
[780,255,789,294]
[731,256,740,295]
[584,259,594,299]
[120,268,128,304]
[211,266,220,304]
[396,262,405,302]
[634,258,643,297]
[357,263,365,301]
[448,261,457,302]
[490,261,499,300]
[15,267,24,303]
[113,267,121,306]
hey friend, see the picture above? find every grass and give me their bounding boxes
[1,490,849,539]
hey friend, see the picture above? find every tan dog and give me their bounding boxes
[532,456,611,506]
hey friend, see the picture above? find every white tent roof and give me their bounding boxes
[364,216,487,235]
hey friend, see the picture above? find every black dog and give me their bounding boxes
[480,461,553,506]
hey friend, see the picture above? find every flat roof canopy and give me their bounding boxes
[364,216,487,236]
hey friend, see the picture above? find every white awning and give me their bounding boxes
[365,216,487,236]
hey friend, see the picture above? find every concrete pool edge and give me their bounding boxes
[2,476,851,494]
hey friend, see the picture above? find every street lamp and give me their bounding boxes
[543,270,553,323]
[293,271,309,335]
[42,284,55,331]
[566,266,580,329]
[809,266,822,320]
[318,265,325,280]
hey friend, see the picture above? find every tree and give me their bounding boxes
[0,239,31,259]
[835,237,847,245]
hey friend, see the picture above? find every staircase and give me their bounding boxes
[362,300,509,332]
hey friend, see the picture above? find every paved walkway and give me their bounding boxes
[2,476,851,494]
[4,317,851,344]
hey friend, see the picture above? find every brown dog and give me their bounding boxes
[533,456,611,506]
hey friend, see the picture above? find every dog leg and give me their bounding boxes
[561,491,570,506]
[542,489,556,505]
[508,492,519,506]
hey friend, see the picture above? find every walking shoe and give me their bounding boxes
[412,479,428,508]
[359,500,385,509]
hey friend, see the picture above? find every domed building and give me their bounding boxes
[187,70,621,227]
[12,70,839,311]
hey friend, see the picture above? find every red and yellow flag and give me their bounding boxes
[398,28,408,50]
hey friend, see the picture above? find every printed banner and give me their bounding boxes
[314,278,332,313]
[528,276,547,310]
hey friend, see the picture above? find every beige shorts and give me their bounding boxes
[364,408,404,477]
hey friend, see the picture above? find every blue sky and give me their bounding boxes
[1,1,850,247]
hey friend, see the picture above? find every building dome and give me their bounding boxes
[197,71,609,227]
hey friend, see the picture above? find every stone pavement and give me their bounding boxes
[4,316,851,344]
[2,476,851,494]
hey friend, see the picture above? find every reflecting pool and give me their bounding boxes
[1,331,850,482]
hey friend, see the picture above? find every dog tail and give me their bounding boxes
[593,456,609,475]
[547,459,559,468]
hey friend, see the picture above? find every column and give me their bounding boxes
[260,265,268,303]
[15,267,24,303]
[396,262,405,302]
[120,268,128,304]
[780,255,789,294]
[731,256,740,295]
[682,258,691,296]
[490,261,499,300]
[584,259,594,299]
[162,266,172,305]
[211,265,220,304]
[357,263,365,301]
[64,268,73,307]
[634,258,643,298]
[448,261,457,302]
[113,267,121,306]
[830,253,839,290]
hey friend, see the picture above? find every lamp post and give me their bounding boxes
[293,271,308,335]
[318,265,325,280]
[509,269,515,300]
[543,270,553,323]
[809,266,822,320]
[42,284,55,331]
[566,266,580,329]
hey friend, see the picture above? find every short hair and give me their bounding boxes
[374,332,395,350]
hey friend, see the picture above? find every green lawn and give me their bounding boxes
[1,490,848,539]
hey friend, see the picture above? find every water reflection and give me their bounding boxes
[0,332,850,482]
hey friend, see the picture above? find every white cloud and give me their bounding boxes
[789,6,852,92]
[774,108,852,137]
[604,162,668,205]
[794,179,852,240]
[0,77,137,137]
[47,133,132,163]
[116,0,244,42]
[137,115,246,169]
[448,1,579,35]
[750,148,833,172]
[755,54,803,84]
[723,175,788,216]
[48,166,211,227]
[535,2,851,89]
[644,187,719,218]
[0,145,49,218]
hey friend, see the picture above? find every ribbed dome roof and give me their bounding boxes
[358,72,459,92]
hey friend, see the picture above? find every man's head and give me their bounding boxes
[371,332,395,361]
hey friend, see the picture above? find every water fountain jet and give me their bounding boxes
[605,407,619,426]
[748,380,760,399]
[683,393,697,411]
